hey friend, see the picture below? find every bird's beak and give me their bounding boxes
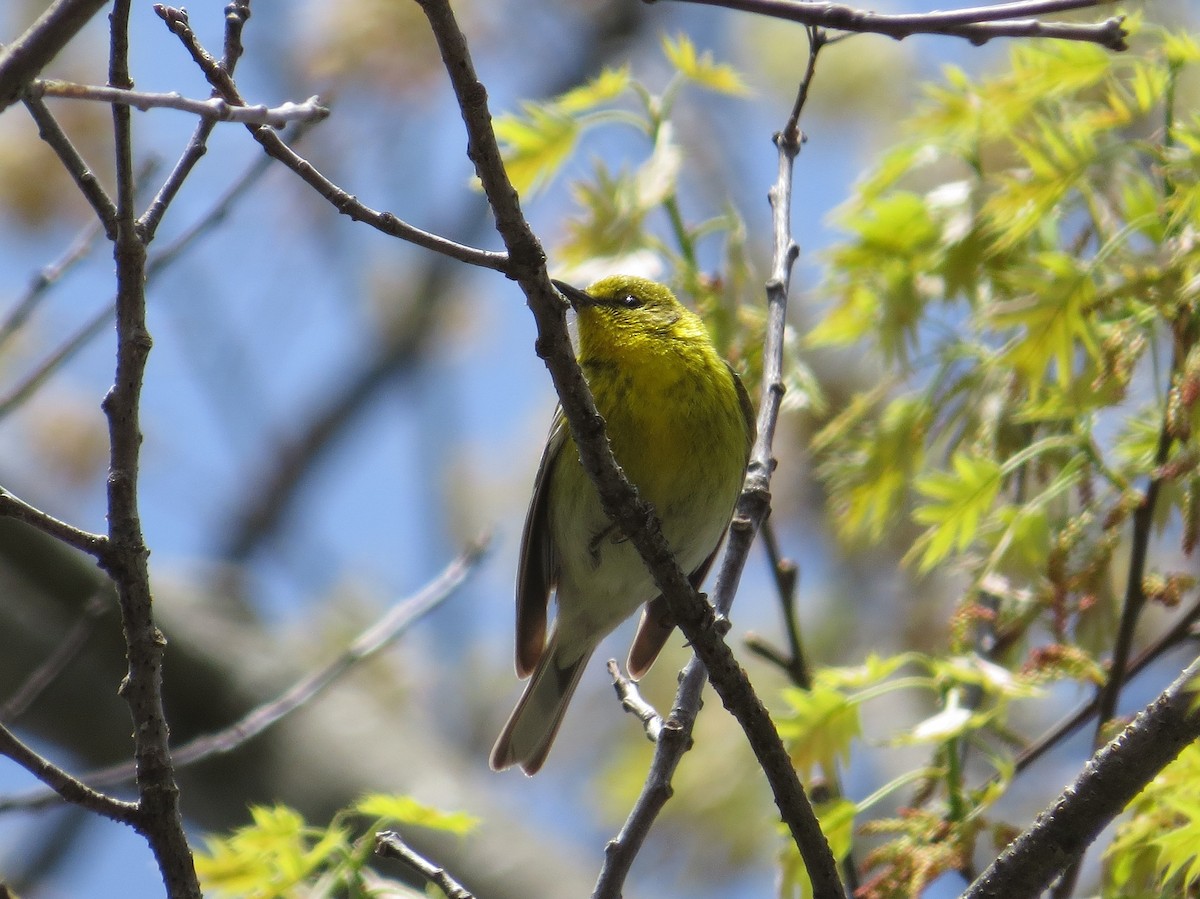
[551,279,595,310]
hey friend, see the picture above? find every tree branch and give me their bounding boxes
[0,594,109,724]
[0,539,487,809]
[964,655,1200,899]
[0,0,111,111]
[22,94,118,236]
[101,2,200,894]
[152,4,508,273]
[0,724,139,825]
[375,831,475,899]
[0,487,108,559]
[139,0,251,242]
[644,0,1127,49]
[29,78,329,127]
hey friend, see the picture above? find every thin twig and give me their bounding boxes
[29,79,330,128]
[963,655,1200,899]
[645,0,1127,49]
[375,832,475,899]
[141,0,253,242]
[0,594,110,724]
[745,519,813,689]
[0,215,105,353]
[102,2,200,894]
[0,0,111,111]
[0,724,138,825]
[22,94,118,236]
[594,28,837,899]
[0,132,286,423]
[0,486,109,559]
[0,540,486,810]
[607,660,664,743]
[152,3,508,273]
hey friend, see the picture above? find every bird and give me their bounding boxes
[490,274,755,774]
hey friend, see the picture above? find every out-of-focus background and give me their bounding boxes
[1,1,1196,897]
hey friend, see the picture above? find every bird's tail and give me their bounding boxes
[490,632,592,775]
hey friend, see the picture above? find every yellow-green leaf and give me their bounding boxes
[661,33,750,96]
[354,794,479,835]
[910,453,1003,570]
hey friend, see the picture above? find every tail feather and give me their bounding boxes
[491,633,592,775]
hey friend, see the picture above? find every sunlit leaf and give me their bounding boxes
[354,794,479,835]
[662,33,751,96]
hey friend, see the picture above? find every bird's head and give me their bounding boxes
[551,275,710,360]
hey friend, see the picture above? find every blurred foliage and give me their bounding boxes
[195,795,477,899]
[1105,741,1200,897]
[801,19,1200,898]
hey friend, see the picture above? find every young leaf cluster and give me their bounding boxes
[194,795,477,898]
[774,652,1042,898]
[807,21,1200,897]
[815,21,1200,604]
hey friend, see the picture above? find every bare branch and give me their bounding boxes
[139,0,253,241]
[0,594,109,724]
[0,724,138,825]
[0,0,111,111]
[102,1,200,893]
[606,660,664,743]
[0,540,485,810]
[964,655,1200,899]
[375,832,475,899]
[0,214,105,353]
[29,78,330,127]
[152,3,508,273]
[0,486,108,559]
[22,94,118,235]
[644,0,1127,49]
[0,137,282,423]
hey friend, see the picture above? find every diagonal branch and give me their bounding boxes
[0,723,139,825]
[0,539,486,810]
[0,0,112,111]
[375,832,476,899]
[0,486,109,559]
[152,3,508,273]
[412,1,842,896]
[964,655,1200,899]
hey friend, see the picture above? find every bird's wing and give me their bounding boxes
[728,362,757,453]
[514,407,567,678]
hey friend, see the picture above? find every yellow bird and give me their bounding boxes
[490,275,755,774]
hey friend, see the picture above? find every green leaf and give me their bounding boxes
[989,252,1101,393]
[661,33,751,96]
[777,682,861,777]
[196,805,351,899]
[493,106,580,195]
[555,65,630,114]
[354,794,479,835]
[910,452,1003,570]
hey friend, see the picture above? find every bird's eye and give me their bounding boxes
[620,294,643,309]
